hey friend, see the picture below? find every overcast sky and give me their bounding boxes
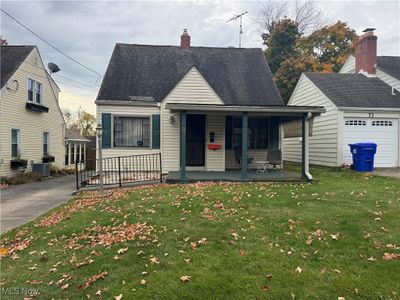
[1,0,399,115]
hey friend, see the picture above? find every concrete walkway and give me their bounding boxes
[0,175,76,234]
[374,168,400,179]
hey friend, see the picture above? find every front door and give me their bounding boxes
[186,114,206,166]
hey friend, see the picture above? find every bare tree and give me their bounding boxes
[256,0,327,42]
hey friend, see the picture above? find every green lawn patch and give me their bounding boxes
[1,166,399,299]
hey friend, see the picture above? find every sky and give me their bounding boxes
[1,0,399,115]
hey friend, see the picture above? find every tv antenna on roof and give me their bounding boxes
[226,11,248,48]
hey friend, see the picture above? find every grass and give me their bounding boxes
[1,165,399,299]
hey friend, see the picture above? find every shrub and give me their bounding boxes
[8,172,42,185]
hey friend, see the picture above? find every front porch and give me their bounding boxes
[166,169,302,183]
[166,103,325,182]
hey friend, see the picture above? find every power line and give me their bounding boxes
[25,61,99,90]
[1,8,102,78]
[56,79,99,91]
[53,73,99,90]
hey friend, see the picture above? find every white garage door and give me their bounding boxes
[343,118,398,167]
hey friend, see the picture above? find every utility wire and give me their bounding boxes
[1,8,102,78]
[23,60,100,90]
[53,73,99,90]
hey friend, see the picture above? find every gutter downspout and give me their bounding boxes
[304,112,313,180]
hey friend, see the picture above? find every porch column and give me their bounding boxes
[68,142,71,165]
[301,113,312,180]
[180,111,187,179]
[241,112,248,180]
[78,143,82,163]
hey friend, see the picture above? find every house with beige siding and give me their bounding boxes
[96,30,324,182]
[283,29,400,168]
[0,45,65,177]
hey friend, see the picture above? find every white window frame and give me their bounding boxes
[27,78,43,104]
[11,129,21,158]
[112,115,151,148]
[43,132,49,156]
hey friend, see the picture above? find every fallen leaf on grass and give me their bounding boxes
[305,235,313,245]
[265,274,273,280]
[294,267,302,274]
[26,280,43,285]
[117,248,128,255]
[330,233,341,240]
[140,279,146,285]
[180,275,191,282]
[76,259,94,268]
[338,297,345,300]
[78,272,108,290]
[61,283,69,290]
[261,285,270,291]
[114,294,123,300]
[149,256,160,264]
[383,253,400,261]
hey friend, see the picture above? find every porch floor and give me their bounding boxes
[166,169,304,183]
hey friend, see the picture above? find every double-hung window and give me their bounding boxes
[43,132,49,156]
[28,78,42,104]
[114,116,150,147]
[233,117,268,149]
[11,129,20,158]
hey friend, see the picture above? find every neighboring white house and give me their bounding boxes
[0,45,65,177]
[283,29,400,168]
[64,129,91,167]
[95,30,324,181]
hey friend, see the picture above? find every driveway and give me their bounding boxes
[0,175,76,234]
[374,168,400,179]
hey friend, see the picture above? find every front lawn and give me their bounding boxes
[1,166,399,299]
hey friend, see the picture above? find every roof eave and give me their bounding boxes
[338,106,400,112]
[165,103,325,116]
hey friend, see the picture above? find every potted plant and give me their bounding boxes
[42,154,55,163]
[10,155,28,169]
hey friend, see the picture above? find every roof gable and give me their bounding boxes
[97,44,283,106]
[1,45,35,88]
[305,73,400,109]
[165,66,223,105]
[377,56,400,80]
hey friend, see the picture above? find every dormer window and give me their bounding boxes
[28,78,42,104]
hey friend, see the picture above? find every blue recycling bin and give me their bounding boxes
[348,143,377,172]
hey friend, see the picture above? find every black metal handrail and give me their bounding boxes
[75,153,162,190]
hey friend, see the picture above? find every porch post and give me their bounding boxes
[242,112,248,180]
[180,111,187,179]
[301,113,312,180]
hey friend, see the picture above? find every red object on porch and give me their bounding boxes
[208,143,221,150]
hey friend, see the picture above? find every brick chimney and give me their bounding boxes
[180,29,190,49]
[355,28,377,75]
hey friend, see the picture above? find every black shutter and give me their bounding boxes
[152,114,160,149]
[102,113,111,149]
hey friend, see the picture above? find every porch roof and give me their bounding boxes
[165,103,325,116]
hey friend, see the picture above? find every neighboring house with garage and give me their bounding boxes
[95,30,324,182]
[0,45,65,177]
[283,29,400,168]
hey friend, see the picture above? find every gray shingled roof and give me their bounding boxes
[66,129,91,142]
[377,56,400,80]
[1,45,35,88]
[97,44,283,106]
[305,73,400,108]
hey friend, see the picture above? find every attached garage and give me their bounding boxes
[342,118,399,167]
